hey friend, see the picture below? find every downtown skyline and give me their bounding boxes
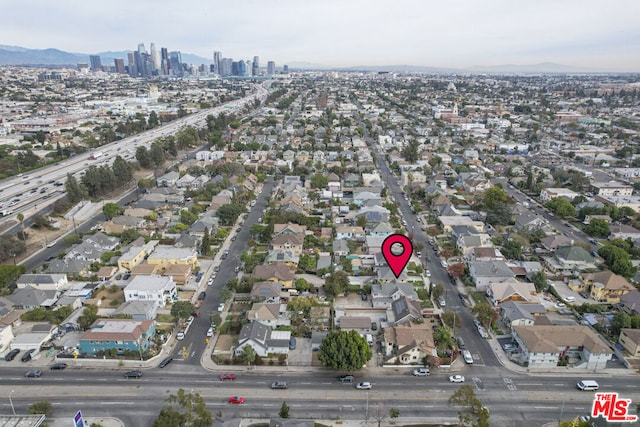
[1,0,639,72]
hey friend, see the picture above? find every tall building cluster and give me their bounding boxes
[84,42,285,78]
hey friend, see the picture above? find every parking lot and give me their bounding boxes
[287,337,312,366]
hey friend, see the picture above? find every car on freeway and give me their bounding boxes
[24,369,42,378]
[124,370,143,378]
[50,362,68,370]
[338,375,354,383]
[271,381,288,389]
[228,396,245,404]
[449,375,465,383]
[356,382,372,390]
[158,357,173,368]
[219,373,236,381]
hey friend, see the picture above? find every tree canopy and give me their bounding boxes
[152,388,212,427]
[318,329,372,371]
[171,301,195,320]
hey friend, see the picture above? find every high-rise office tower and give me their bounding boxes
[283,64,289,73]
[169,51,183,77]
[89,55,102,71]
[138,43,146,55]
[150,43,160,72]
[267,61,276,75]
[160,48,169,75]
[245,60,252,76]
[252,56,259,75]
[213,51,222,75]
[114,58,126,74]
[127,52,136,77]
[133,51,144,76]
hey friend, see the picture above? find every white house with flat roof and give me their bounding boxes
[124,275,177,307]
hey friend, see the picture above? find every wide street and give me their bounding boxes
[1,364,639,426]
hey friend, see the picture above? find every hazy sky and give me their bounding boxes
[3,0,639,70]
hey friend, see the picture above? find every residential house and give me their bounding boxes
[118,246,147,271]
[371,281,419,308]
[0,296,21,327]
[591,181,633,197]
[540,188,580,203]
[439,216,485,233]
[111,301,158,320]
[335,226,366,241]
[456,233,493,255]
[246,303,289,328]
[130,263,161,277]
[45,259,92,277]
[546,246,595,273]
[16,274,68,292]
[6,287,57,310]
[147,246,199,269]
[234,322,290,357]
[468,261,516,290]
[609,224,640,241]
[513,212,548,233]
[377,265,409,282]
[365,235,386,255]
[465,247,504,262]
[352,205,390,225]
[270,234,304,256]
[390,296,423,326]
[162,264,192,285]
[333,240,349,256]
[383,323,435,364]
[368,222,394,237]
[619,328,640,357]
[499,301,546,328]
[97,266,118,281]
[79,319,155,356]
[309,306,331,331]
[253,264,295,289]
[273,223,307,238]
[620,290,640,316]
[540,235,574,251]
[0,325,14,357]
[487,280,537,305]
[249,281,283,301]
[124,275,177,307]
[156,171,180,187]
[582,271,636,303]
[264,250,300,267]
[511,325,613,369]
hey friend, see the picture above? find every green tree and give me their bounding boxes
[65,173,84,203]
[279,401,290,418]
[171,301,195,320]
[531,270,547,292]
[442,311,461,329]
[471,301,495,327]
[390,408,400,419]
[318,329,372,371]
[310,173,328,189]
[152,388,212,427]
[148,111,160,127]
[295,278,310,292]
[216,203,246,226]
[78,304,99,330]
[356,215,367,228]
[431,283,445,301]
[136,146,152,168]
[546,197,576,218]
[150,142,165,167]
[501,240,522,260]
[240,345,256,366]
[102,202,122,220]
[483,185,508,210]
[200,227,211,256]
[28,400,53,418]
[612,311,632,334]
[297,254,316,272]
[448,384,490,427]
[585,218,610,238]
[120,228,141,246]
[402,139,420,163]
[324,270,350,296]
[112,156,133,186]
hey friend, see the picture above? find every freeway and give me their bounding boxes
[0,82,270,230]
[174,177,276,364]
[1,365,638,426]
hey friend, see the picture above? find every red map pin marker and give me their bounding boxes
[381,234,413,279]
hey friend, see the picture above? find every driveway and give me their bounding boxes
[288,337,311,366]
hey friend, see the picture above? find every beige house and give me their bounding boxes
[118,246,147,271]
[383,323,435,364]
[582,271,636,303]
[147,246,199,269]
[619,328,640,357]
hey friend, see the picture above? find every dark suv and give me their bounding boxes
[21,349,34,362]
[339,375,354,383]
[271,381,287,389]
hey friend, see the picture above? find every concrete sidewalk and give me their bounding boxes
[48,416,124,427]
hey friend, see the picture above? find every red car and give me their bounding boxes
[229,396,244,404]
[219,373,236,381]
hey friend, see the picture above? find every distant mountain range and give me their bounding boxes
[0,44,615,73]
[0,45,211,67]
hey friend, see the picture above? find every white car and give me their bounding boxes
[207,277,214,286]
[218,303,225,312]
[206,328,214,337]
[449,375,465,383]
[356,382,372,390]
[413,368,430,376]
[426,270,431,277]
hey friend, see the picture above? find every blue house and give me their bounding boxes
[79,318,155,356]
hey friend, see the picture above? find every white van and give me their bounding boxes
[576,380,599,391]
